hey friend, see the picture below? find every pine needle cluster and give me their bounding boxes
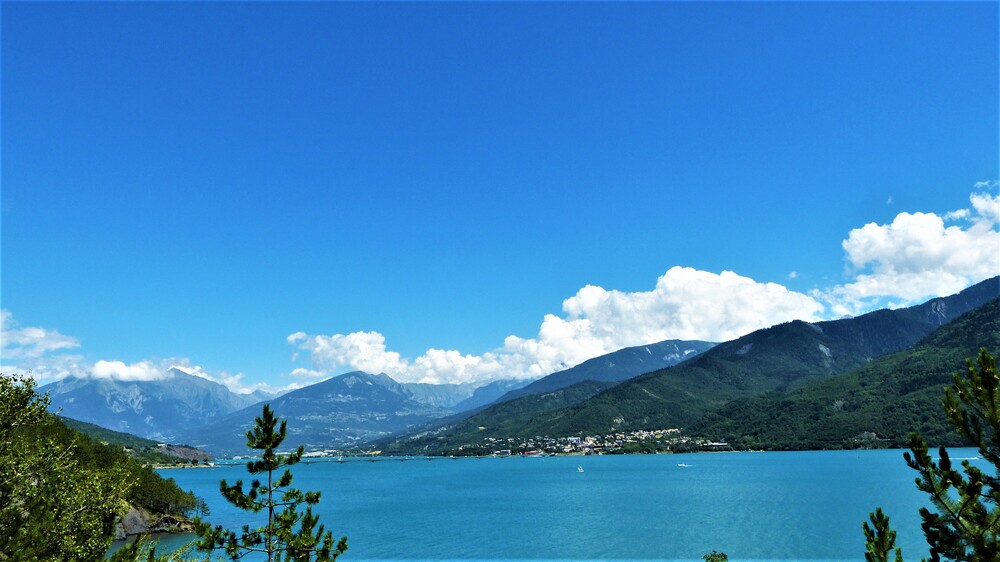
[864,348,999,561]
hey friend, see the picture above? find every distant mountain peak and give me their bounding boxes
[41,370,266,442]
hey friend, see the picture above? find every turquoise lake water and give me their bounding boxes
[125,449,985,561]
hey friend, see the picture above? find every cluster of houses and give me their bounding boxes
[457,428,730,456]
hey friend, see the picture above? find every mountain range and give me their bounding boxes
[177,339,713,455]
[39,276,999,457]
[42,338,710,454]
[177,371,456,455]
[382,275,998,454]
[41,369,269,442]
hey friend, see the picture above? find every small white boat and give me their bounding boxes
[677,463,692,467]
[577,465,584,473]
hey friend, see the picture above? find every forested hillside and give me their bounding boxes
[60,416,213,464]
[691,297,1000,449]
[0,374,201,559]
[465,277,999,440]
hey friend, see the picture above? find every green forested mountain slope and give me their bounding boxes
[15,415,201,516]
[60,416,212,463]
[691,297,1000,449]
[406,277,998,448]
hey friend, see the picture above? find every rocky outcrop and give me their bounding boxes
[113,505,193,540]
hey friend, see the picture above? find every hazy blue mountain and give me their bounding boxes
[495,339,716,403]
[450,378,535,412]
[245,388,282,404]
[400,378,534,411]
[179,371,454,456]
[41,368,259,441]
[399,381,480,408]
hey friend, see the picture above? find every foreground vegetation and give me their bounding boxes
[863,348,1000,559]
[0,374,200,560]
[194,404,347,561]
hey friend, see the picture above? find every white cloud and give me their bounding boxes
[91,359,162,381]
[1,310,80,359]
[971,191,1000,224]
[287,331,408,376]
[156,359,295,395]
[1,311,85,381]
[820,190,1000,316]
[0,319,294,393]
[289,267,827,384]
[8,187,999,391]
[289,367,326,379]
[973,179,998,189]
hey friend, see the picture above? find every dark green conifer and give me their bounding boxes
[864,348,1000,561]
[194,404,347,562]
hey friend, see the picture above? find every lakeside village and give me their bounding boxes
[433,428,732,457]
[162,427,897,465]
[232,429,735,462]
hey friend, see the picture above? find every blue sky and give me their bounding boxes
[2,2,998,392]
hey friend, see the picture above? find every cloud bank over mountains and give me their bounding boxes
[288,267,826,384]
[5,188,998,388]
[287,189,999,384]
[0,313,278,394]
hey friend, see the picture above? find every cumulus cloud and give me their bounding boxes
[1,310,80,359]
[10,186,999,391]
[111,358,294,395]
[91,359,162,381]
[289,267,827,384]
[0,314,292,394]
[819,190,1000,316]
[0,310,85,381]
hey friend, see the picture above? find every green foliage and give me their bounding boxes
[1,374,130,560]
[703,551,728,562]
[694,299,1000,450]
[108,536,196,562]
[864,348,1000,560]
[863,508,903,562]
[0,373,202,561]
[194,404,348,561]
